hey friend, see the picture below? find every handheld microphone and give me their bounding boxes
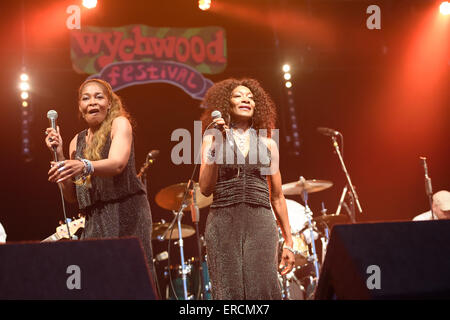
[211,110,224,132]
[47,110,59,161]
[317,127,340,137]
[47,110,58,130]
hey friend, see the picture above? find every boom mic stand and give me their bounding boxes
[420,157,434,219]
[330,135,363,216]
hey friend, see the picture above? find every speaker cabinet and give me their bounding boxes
[0,237,158,299]
[315,220,450,299]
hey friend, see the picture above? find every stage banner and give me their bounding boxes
[70,25,225,99]
[70,25,226,75]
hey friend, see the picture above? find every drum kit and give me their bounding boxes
[151,177,350,300]
[277,177,351,300]
[152,181,213,300]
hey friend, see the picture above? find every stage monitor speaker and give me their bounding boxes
[0,237,158,299]
[315,220,450,299]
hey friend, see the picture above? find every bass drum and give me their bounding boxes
[274,199,319,267]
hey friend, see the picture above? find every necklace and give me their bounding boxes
[232,128,250,152]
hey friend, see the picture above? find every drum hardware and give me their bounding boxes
[163,255,212,300]
[154,180,212,300]
[155,182,193,300]
[155,182,213,212]
[300,178,321,293]
[152,221,195,240]
[188,180,208,300]
[278,269,305,300]
[282,179,333,196]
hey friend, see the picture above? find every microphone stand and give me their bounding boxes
[190,182,206,300]
[52,148,74,240]
[420,157,434,219]
[158,199,190,300]
[330,136,363,216]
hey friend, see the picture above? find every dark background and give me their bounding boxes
[0,0,448,263]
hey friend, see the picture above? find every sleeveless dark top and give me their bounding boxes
[75,129,146,210]
[210,128,272,209]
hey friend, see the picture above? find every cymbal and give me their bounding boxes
[155,182,213,212]
[282,179,333,195]
[152,222,195,240]
[313,214,349,227]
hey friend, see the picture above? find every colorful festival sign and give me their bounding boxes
[70,25,226,99]
[88,60,213,100]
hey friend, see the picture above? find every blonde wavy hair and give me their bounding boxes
[78,79,131,161]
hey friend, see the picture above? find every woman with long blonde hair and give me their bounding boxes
[45,79,155,279]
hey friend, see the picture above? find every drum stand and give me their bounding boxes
[159,201,190,300]
[302,189,321,289]
[279,267,304,300]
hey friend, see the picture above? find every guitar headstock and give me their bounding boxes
[56,216,85,239]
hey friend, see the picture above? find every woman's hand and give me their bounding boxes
[212,117,229,130]
[45,126,63,157]
[279,245,296,276]
[48,159,85,183]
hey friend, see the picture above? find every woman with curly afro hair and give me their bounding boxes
[199,78,295,299]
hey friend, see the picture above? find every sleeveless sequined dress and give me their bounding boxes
[205,129,282,300]
[75,129,154,273]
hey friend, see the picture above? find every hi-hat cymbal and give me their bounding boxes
[155,182,213,212]
[282,179,333,195]
[152,222,195,240]
[313,214,349,227]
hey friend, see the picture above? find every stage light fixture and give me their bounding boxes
[285,81,292,88]
[20,73,29,81]
[19,82,30,91]
[282,64,290,73]
[82,0,97,9]
[199,0,211,11]
[284,73,291,80]
[440,2,450,15]
[21,91,29,100]
[22,101,28,107]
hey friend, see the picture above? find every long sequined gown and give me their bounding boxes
[205,129,282,300]
[75,129,154,275]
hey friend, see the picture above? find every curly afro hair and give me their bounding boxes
[200,78,277,134]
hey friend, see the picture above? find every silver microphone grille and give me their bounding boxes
[47,110,58,120]
[211,110,221,120]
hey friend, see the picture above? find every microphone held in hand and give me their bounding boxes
[47,110,58,130]
[47,110,59,159]
[211,110,225,132]
[317,127,340,137]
